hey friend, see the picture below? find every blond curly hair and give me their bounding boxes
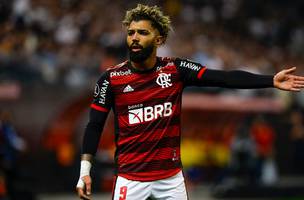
[123,4,171,42]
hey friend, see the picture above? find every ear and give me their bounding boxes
[155,36,165,46]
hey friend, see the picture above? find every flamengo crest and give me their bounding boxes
[156,73,172,88]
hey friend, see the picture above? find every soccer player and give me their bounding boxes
[76,4,304,200]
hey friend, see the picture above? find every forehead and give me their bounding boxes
[128,20,156,32]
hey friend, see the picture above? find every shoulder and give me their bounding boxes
[174,58,201,67]
[159,56,176,63]
[159,57,202,68]
[100,60,131,79]
[106,60,129,71]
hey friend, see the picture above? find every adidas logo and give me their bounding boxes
[123,85,134,93]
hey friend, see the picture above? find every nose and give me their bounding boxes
[132,32,139,42]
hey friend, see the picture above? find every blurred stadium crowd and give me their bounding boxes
[1,0,304,87]
[1,0,304,199]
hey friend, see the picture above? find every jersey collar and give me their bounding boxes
[127,57,162,74]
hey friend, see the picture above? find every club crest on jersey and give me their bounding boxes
[156,73,172,88]
[128,102,173,125]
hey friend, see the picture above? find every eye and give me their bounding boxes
[127,30,135,36]
[138,30,149,35]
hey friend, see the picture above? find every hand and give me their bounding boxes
[273,67,304,91]
[76,175,92,200]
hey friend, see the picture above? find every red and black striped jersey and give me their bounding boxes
[91,57,207,181]
[85,56,273,181]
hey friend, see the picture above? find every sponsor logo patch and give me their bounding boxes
[94,84,100,97]
[128,102,173,125]
[98,79,109,104]
[123,85,134,93]
[179,60,201,71]
[110,69,132,77]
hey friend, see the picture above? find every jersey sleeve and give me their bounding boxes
[82,109,108,155]
[175,58,274,88]
[82,71,112,155]
[175,58,207,87]
[90,71,113,112]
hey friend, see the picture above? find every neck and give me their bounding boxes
[131,52,157,71]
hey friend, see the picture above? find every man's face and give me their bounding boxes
[127,20,161,63]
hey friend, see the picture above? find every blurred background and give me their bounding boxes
[1,0,304,199]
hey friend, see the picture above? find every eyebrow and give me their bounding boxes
[128,28,150,32]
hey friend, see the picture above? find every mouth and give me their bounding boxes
[131,45,143,52]
[131,48,142,52]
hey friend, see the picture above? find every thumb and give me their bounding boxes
[284,67,296,74]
